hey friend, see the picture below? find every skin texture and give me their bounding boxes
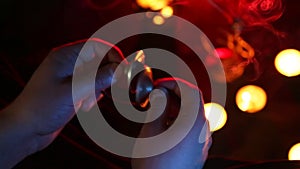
[132,78,211,169]
[0,39,124,168]
[0,39,210,169]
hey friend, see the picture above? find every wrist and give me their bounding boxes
[0,106,38,168]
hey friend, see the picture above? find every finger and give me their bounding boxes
[89,38,127,65]
[138,87,179,137]
[72,63,119,103]
[154,77,204,117]
[154,77,200,98]
[132,84,211,169]
[52,38,126,64]
[48,38,126,78]
[154,77,210,142]
[81,92,104,112]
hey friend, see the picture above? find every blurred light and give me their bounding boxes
[204,103,227,132]
[136,0,151,8]
[145,11,154,18]
[160,6,173,18]
[215,48,233,59]
[149,0,168,10]
[236,85,267,113]
[136,0,171,10]
[153,15,165,25]
[134,50,146,63]
[275,49,300,77]
[288,143,300,160]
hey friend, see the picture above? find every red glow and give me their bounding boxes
[260,0,274,11]
[239,0,283,26]
[210,0,283,27]
[215,48,233,59]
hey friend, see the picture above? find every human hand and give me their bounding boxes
[0,38,125,168]
[131,77,211,169]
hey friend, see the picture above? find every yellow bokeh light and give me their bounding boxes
[136,0,171,10]
[236,85,267,113]
[149,0,167,10]
[288,143,300,160]
[275,49,300,77]
[160,6,173,18]
[136,0,151,8]
[204,103,227,132]
[153,15,165,25]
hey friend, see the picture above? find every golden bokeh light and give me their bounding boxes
[149,0,168,10]
[236,85,267,113]
[275,49,300,77]
[136,0,150,8]
[288,143,300,160]
[160,6,173,18]
[153,15,165,25]
[136,0,171,10]
[204,103,227,132]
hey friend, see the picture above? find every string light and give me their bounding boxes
[204,103,227,132]
[160,6,174,18]
[153,15,165,25]
[136,0,150,9]
[275,49,300,77]
[215,48,233,59]
[236,85,267,113]
[288,143,300,160]
[136,0,172,10]
[150,0,169,10]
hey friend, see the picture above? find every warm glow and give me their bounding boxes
[275,49,300,77]
[153,15,165,25]
[236,85,267,113]
[160,6,173,18]
[136,0,150,8]
[215,48,233,59]
[288,143,300,160]
[204,103,227,132]
[135,50,146,63]
[149,0,168,10]
[136,0,171,10]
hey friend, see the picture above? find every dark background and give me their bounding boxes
[0,0,300,165]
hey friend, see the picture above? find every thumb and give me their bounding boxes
[72,62,119,104]
[78,63,121,112]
